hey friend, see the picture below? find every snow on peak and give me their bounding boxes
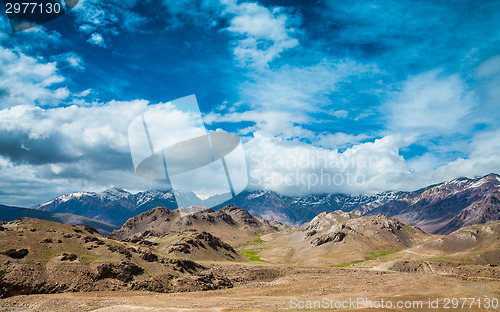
[98,188,131,201]
[246,190,273,200]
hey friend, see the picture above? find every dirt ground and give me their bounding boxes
[1,263,499,312]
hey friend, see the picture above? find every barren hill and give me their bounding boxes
[259,210,429,266]
[0,218,232,298]
[108,205,279,247]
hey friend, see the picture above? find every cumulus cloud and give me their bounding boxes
[244,133,414,196]
[87,32,106,47]
[243,126,500,196]
[0,100,179,204]
[224,1,299,69]
[0,46,68,108]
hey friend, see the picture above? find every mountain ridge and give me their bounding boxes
[0,204,118,235]
[354,173,500,234]
[29,173,500,233]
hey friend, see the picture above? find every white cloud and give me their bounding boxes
[0,46,67,108]
[55,52,85,69]
[244,133,414,196]
[0,100,172,205]
[314,132,369,149]
[240,60,369,111]
[225,2,299,69]
[386,70,476,135]
[88,32,106,47]
[208,60,374,140]
[331,110,348,118]
[76,89,92,97]
[0,99,235,206]
[403,127,500,187]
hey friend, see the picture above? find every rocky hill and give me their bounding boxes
[258,210,429,266]
[0,218,232,298]
[108,205,278,247]
[354,173,500,234]
[424,221,500,264]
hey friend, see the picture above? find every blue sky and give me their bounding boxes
[0,0,499,206]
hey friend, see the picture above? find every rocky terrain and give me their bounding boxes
[354,173,500,234]
[258,210,430,266]
[108,205,278,247]
[0,218,233,298]
[0,204,499,311]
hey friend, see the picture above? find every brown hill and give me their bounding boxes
[423,220,500,265]
[0,218,232,298]
[123,230,248,262]
[259,210,429,266]
[108,205,279,247]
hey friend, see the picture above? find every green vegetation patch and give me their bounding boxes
[333,249,402,268]
[252,236,264,245]
[333,260,366,268]
[239,234,267,262]
[241,249,265,262]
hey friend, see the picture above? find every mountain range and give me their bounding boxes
[0,204,117,235]
[27,173,500,234]
[354,173,500,234]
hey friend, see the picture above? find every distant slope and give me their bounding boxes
[0,204,118,235]
[354,173,500,234]
[145,231,248,262]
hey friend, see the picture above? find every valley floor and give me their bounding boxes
[1,263,499,312]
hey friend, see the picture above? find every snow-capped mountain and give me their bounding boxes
[33,187,179,225]
[221,190,405,225]
[353,173,500,234]
[32,173,500,232]
[32,187,404,227]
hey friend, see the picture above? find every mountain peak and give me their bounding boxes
[482,172,500,182]
[99,187,131,201]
